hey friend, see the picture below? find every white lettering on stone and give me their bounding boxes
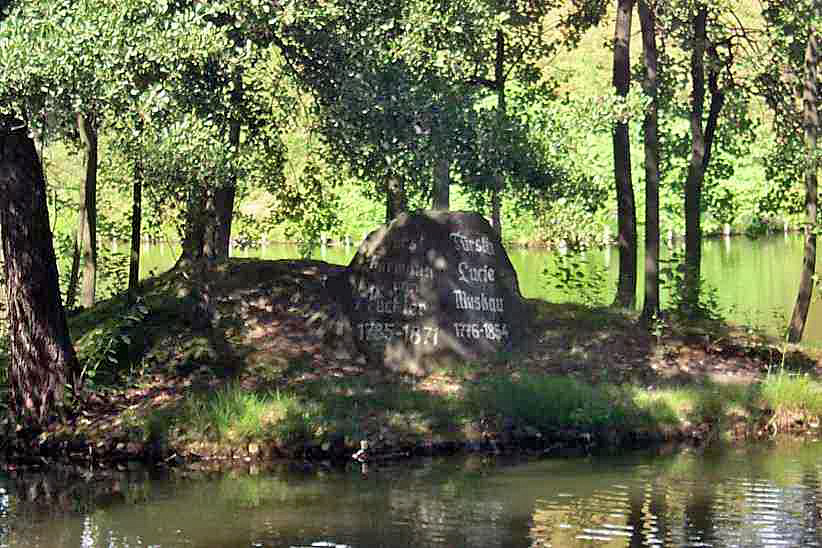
[452,289,504,313]
[449,232,495,255]
[453,322,509,341]
[357,322,439,345]
[457,261,495,285]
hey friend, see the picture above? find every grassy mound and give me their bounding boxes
[47,258,822,464]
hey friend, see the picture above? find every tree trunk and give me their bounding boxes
[64,233,81,310]
[128,145,143,302]
[76,112,97,308]
[213,179,236,258]
[432,155,450,210]
[492,29,506,236]
[385,175,407,222]
[612,0,637,308]
[179,184,207,265]
[788,6,820,343]
[639,0,660,322]
[0,119,80,424]
[214,69,243,259]
[683,5,708,313]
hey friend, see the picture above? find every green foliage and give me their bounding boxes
[659,249,723,321]
[79,298,149,388]
[547,253,609,306]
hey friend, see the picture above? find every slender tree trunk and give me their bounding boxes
[128,143,143,302]
[492,29,506,236]
[64,233,81,310]
[0,119,80,424]
[432,155,450,210]
[202,188,218,261]
[612,0,637,308]
[639,0,660,322]
[788,7,819,343]
[385,174,407,222]
[76,112,97,308]
[683,5,708,313]
[214,69,243,259]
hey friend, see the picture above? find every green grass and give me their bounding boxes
[759,372,822,418]
[131,372,822,454]
[183,384,305,443]
[464,373,684,434]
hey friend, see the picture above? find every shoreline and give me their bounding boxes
[3,257,822,473]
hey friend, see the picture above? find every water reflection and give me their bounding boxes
[2,443,822,547]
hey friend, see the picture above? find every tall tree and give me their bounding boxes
[76,112,98,307]
[788,1,820,342]
[0,118,80,424]
[639,0,661,321]
[612,0,637,308]
[679,3,727,313]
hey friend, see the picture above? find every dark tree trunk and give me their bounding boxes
[788,6,819,343]
[0,119,80,424]
[639,0,661,322]
[76,112,97,308]
[128,145,143,302]
[612,0,637,309]
[492,29,506,236]
[432,155,450,210]
[683,5,708,313]
[213,178,235,258]
[214,69,243,259]
[64,234,81,310]
[202,189,217,260]
[179,185,207,266]
[385,175,407,222]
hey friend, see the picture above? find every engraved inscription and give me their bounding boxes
[357,322,439,346]
[457,261,495,285]
[453,289,505,313]
[347,212,522,367]
[449,232,494,255]
[454,322,509,341]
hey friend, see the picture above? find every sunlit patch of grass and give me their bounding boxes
[184,384,305,443]
[759,372,822,432]
[633,382,753,427]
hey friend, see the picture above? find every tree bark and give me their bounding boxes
[639,0,660,322]
[64,233,81,310]
[214,69,243,259]
[788,5,820,343]
[492,29,506,236]
[385,174,407,222]
[76,112,97,308]
[128,144,143,302]
[612,0,637,308]
[179,186,204,265]
[432,155,450,210]
[0,119,80,424]
[683,5,708,313]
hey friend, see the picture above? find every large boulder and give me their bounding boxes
[335,211,528,374]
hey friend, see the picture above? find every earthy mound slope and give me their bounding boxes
[9,258,820,467]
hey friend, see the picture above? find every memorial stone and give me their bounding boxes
[337,211,528,374]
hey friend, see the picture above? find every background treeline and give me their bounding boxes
[0,2,819,324]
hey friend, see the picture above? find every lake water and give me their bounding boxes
[4,442,822,547]
[139,231,822,344]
